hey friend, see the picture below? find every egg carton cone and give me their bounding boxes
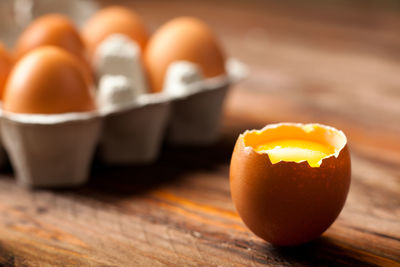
[167,80,229,145]
[166,58,247,145]
[99,93,171,164]
[95,35,171,164]
[0,112,101,187]
[94,34,148,96]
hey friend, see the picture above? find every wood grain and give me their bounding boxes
[0,0,399,266]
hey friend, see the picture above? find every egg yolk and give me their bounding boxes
[255,140,335,167]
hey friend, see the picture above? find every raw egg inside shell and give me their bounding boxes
[255,140,334,167]
[230,123,351,246]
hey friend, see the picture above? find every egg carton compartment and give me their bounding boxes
[167,78,229,145]
[0,112,101,187]
[99,93,171,164]
[165,58,246,145]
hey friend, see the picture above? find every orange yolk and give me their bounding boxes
[255,139,335,167]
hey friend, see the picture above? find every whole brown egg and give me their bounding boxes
[3,46,96,114]
[145,17,226,93]
[14,14,87,62]
[82,6,149,59]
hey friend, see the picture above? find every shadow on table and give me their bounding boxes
[64,132,238,200]
[39,119,265,201]
[21,119,261,200]
[259,236,371,267]
[67,118,261,200]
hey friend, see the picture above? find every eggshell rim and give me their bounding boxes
[240,122,348,168]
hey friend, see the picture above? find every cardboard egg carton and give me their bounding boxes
[0,35,246,188]
[0,112,101,187]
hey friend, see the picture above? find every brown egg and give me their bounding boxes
[3,46,96,114]
[145,17,226,92]
[14,14,86,62]
[230,123,351,246]
[0,43,13,99]
[82,6,149,58]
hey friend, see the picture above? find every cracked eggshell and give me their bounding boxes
[82,6,149,59]
[230,123,351,246]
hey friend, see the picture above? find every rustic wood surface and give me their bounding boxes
[0,0,399,266]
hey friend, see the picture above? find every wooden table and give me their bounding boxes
[0,0,399,266]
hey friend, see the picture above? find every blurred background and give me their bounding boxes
[1,0,399,165]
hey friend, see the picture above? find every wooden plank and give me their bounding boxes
[0,0,399,266]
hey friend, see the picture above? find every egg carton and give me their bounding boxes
[0,112,101,187]
[0,36,246,188]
